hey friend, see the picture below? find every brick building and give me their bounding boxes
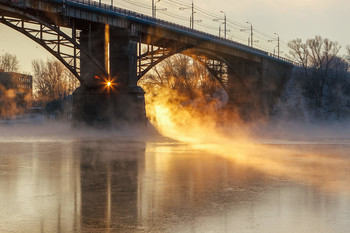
[0,71,33,95]
[0,71,33,117]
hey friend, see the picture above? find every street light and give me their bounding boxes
[246,22,253,47]
[179,0,196,29]
[152,0,160,18]
[220,11,226,39]
[218,23,224,38]
[217,23,230,38]
[274,32,280,58]
[268,32,280,58]
[213,11,227,39]
[248,37,259,46]
[152,0,155,17]
[153,0,167,18]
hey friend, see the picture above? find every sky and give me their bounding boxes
[0,0,349,74]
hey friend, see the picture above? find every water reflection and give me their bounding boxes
[0,142,81,233]
[78,140,145,231]
[1,139,350,232]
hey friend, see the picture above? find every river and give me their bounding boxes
[0,124,350,233]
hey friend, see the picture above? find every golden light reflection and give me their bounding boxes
[143,85,350,195]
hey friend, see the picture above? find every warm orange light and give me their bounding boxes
[101,77,116,93]
[142,84,350,195]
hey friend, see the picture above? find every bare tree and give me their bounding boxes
[346,45,350,63]
[32,58,80,101]
[288,36,341,108]
[0,52,20,72]
[288,38,309,73]
[140,54,221,99]
[325,56,350,118]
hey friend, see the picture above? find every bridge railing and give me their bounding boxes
[267,53,301,66]
[66,0,297,65]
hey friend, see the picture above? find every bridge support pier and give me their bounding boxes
[72,26,146,128]
[225,64,256,119]
[72,86,145,127]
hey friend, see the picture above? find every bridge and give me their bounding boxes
[0,0,294,126]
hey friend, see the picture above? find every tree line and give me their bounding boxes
[141,35,350,122]
[0,53,79,118]
[32,59,79,102]
[276,35,350,120]
[0,53,79,102]
[140,54,222,100]
[1,34,350,121]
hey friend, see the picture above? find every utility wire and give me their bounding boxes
[161,0,187,8]
[99,0,288,54]
[196,22,219,31]
[121,0,151,9]
[254,28,276,40]
[158,11,190,22]
[166,0,191,7]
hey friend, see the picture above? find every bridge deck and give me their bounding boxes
[63,0,294,65]
[0,0,296,65]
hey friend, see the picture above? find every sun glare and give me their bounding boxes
[101,77,117,93]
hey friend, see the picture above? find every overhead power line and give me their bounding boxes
[121,0,151,10]
[166,0,191,7]
[98,0,290,56]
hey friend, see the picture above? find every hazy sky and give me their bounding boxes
[0,0,349,74]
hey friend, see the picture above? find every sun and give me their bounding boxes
[101,77,117,93]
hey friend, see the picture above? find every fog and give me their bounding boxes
[142,83,350,196]
[1,71,350,197]
[1,75,350,232]
[0,121,159,143]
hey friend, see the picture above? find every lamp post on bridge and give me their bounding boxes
[179,0,198,29]
[213,11,228,39]
[218,23,230,38]
[247,37,259,47]
[268,32,280,58]
[190,17,202,29]
[246,22,253,47]
[152,0,167,18]
[240,23,257,47]
[274,32,280,58]
[221,11,226,39]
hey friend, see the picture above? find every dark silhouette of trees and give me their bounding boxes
[288,36,341,107]
[286,36,350,119]
[0,52,20,72]
[140,54,222,99]
[32,58,79,102]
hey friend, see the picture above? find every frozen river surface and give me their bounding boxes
[1,125,350,233]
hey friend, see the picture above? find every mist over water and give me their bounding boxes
[1,129,350,232]
[144,85,350,195]
[1,83,350,232]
